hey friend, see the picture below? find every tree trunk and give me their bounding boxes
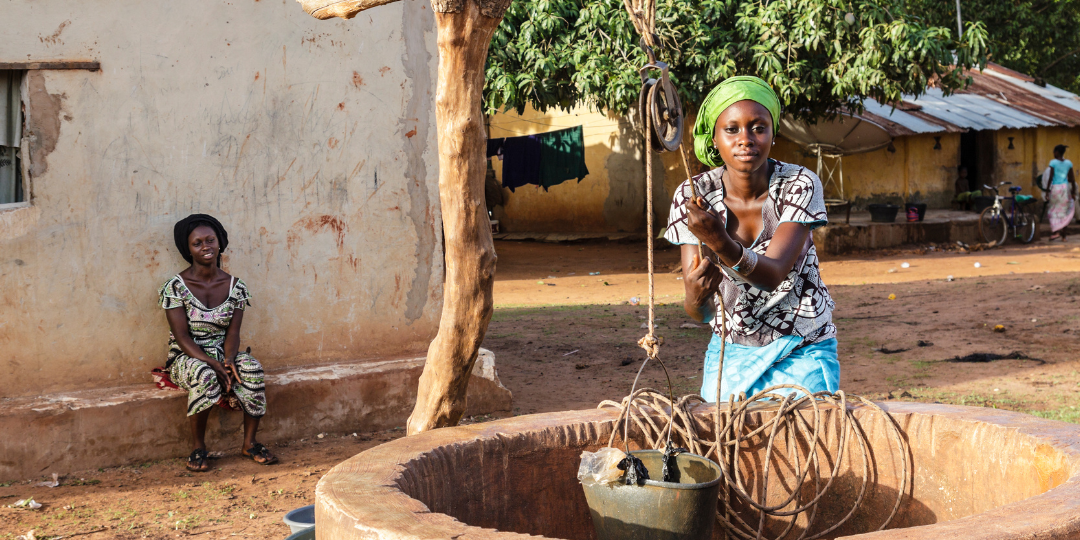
[406,0,507,434]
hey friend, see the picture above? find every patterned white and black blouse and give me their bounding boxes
[159,275,252,368]
[665,159,836,347]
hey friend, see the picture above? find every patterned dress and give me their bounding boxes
[1047,158,1076,234]
[665,160,836,347]
[665,160,839,401]
[159,275,266,417]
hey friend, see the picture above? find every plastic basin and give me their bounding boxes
[283,505,314,534]
[285,526,314,540]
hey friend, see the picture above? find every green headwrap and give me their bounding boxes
[693,76,781,168]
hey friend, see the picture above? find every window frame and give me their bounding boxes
[0,70,27,208]
[0,62,98,210]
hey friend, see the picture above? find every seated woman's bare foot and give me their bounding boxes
[187,449,211,472]
[241,442,278,465]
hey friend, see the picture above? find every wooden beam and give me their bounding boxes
[296,0,400,19]
[0,61,100,71]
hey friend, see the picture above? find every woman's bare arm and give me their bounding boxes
[222,309,244,383]
[685,197,810,291]
[681,244,722,322]
[223,308,243,363]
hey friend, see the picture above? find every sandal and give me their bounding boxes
[187,449,210,472]
[242,442,278,465]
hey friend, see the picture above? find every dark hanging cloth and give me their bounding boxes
[501,134,541,192]
[486,138,505,160]
[537,126,589,191]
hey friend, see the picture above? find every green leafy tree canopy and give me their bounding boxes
[909,0,1080,95]
[485,0,989,121]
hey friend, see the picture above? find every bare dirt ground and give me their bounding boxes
[3,239,1079,540]
[490,239,1080,417]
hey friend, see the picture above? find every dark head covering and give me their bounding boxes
[173,214,229,266]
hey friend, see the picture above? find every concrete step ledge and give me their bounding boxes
[0,349,511,481]
[814,211,981,254]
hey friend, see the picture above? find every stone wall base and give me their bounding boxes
[813,210,982,254]
[0,349,511,481]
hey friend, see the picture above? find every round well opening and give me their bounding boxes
[318,403,1079,540]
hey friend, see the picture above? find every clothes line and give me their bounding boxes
[489,124,624,137]
[487,115,630,129]
[487,125,590,192]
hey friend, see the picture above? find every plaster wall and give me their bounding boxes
[0,0,442,398]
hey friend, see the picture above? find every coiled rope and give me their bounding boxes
[601,3,911,538]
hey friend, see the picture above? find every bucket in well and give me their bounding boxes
[581,450,723,540]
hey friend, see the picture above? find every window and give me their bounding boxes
[0,70,25,206]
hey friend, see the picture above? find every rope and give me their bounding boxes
[639,87,660,359]
[606,71,910,540]
[600,388,909,540]
[621,0,657,47]
[600,388,911,540]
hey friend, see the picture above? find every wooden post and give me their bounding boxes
[406,0,508,434]
[296,0,509,434]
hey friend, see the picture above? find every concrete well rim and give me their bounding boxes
[314,402,1080,540]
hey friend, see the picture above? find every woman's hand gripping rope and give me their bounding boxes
[685,195,729,253]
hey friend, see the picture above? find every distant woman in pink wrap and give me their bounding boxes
[1046,144,1076,241]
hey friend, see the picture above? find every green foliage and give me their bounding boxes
[908,0,1080,94]
[485,0,989,121]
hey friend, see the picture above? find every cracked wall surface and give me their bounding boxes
[0,0,442,398]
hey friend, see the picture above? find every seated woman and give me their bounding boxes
[160,214,277,471]
[953,166,982,207]
[665,76,839,402]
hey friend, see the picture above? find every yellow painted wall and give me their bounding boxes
[488,104,665,233]
[995,127,1080,196]
[995,128,1034,191]
[771,133,961,207]
[489,105,1080,233]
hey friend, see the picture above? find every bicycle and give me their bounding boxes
[977,181,1037,245]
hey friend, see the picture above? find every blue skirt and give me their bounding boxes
[700,334,839,402]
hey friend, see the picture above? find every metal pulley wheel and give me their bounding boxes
[636,48,684,152]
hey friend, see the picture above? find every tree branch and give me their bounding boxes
[1039,46,1080,75]
[296,0,402,20]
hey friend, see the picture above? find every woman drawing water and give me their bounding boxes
[665,76,839,402]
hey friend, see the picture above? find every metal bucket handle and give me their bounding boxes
[614,353,679,456]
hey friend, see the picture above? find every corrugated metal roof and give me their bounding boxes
[981,66,1080,116]
[917,88,1051,129]
[860,63,1080,136]
[860,100,946,135]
